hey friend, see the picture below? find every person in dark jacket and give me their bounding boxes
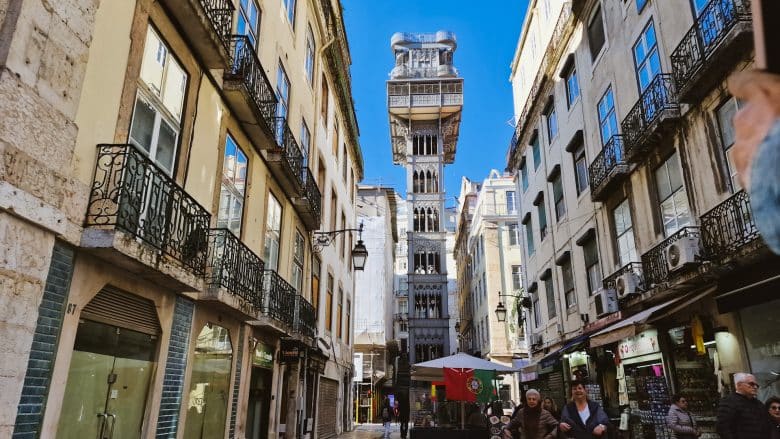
[502,389,558,439]
[559,380,610,438]
[766,396,780,439]
[381,396,394,439]
[398,390,410,439]
[542,397,560,421]
[666,393,699,439]
[716,373,770,439]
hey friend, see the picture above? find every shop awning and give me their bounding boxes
[539,333,590,369]
[590,287,715,347]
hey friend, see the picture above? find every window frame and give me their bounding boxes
[613,199,638,266]
[654,152,692,237]
[216,134,248,236]
[263,192,283,271]
[574,143,589,195]
[283,0,296,28]
[561,258,576,310]
[292,229,305,291]
[544,276,557,319]
[552,173,566,222]
[632,20,661,92]
[564,64,580,108]
[304,25,315,84]
[587,5,607,61]
[583,237,601,295]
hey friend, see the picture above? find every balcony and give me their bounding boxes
[641,227,702,288]
[223,36,278,150]
[394,312,409,321]
[293,167,321,231]
[160,0,233,69]
[251,269,297,331]
[671,0,752,104]
[700,190,761,262]
[387,80,463,116]
[83,144,210,290]
[294,294,316,339]
[621,74,681,162]
[602,262,645,294]
[589,136,630,202]
[195,228,264,319]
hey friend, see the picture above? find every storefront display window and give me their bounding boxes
[740,298,780,401]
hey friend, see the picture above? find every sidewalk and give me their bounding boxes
[337,423,402,438]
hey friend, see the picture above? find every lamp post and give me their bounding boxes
[313,222,369,270]
[494,291,530,326]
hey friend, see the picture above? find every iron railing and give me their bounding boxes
[621,74,679,158]
[85,144,211,274]
[201,0,234,50]
[225,35,277,133]
[207,228,264,310]
[272,117,305,189]
[262,269,297,327]
[671,0,752,93]
[294,294,317,338]
[300,167,322,225]
[700,190,760,260]
[641,227,701,287]
[589,135,629,198]
[602,262,644,291]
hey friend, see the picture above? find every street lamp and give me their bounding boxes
[494,291,530,325]
[495,300,508,322]
[313,222,369,270]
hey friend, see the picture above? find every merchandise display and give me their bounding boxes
[624,366,672,439]
[674,359,721,439]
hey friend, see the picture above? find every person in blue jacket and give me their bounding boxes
[558,380,609,438]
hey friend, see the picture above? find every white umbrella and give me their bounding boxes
[411,352,516,381]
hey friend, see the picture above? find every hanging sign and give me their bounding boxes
[279,341,302,363]
[253,341,274,369]
[617,329,660,359]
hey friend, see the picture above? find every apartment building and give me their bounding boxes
[507,0,778,434]
[1,0,362,438]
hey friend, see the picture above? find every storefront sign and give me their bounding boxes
[279,342,302,363]
[618,329,659,359]
[584,311,622,333]
[253,341,274,369]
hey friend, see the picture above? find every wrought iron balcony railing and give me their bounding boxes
[272,117,305,189]
[641,227,701,287]
[602,262,644,291]
[589,135,630,201]
[85,144,211,274]
[671,0,752,101]
[206,228,264,310]
[294,294,317,338]
[201,0,234,49]
[621,74,680,160]
[700,190,760,261]
[262,269,297,328]
[225,35,277,134]
[299,167,322,227]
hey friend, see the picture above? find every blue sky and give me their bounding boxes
[342,0,528,206]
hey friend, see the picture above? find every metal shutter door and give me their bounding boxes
[81,287,161,335]
[317,378,339,438]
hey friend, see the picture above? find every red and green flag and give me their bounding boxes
[443,368,496,403]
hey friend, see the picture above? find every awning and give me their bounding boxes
[539,333,590,369]
[590,287,715,348]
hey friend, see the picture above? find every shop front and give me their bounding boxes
[246,339,275,439]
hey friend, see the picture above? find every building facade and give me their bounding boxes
[1,0,362,438]
[507,0,778,436]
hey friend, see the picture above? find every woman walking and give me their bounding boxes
[666,394,700,438]
[502,389,559,439]
[559,380,610,438]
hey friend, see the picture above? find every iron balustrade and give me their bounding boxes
[588,135,628,197]
[262,269,297,327]
[671,0,752,93]
[85,144,211,274]
[272,117,305,189]
[206,228,265,310]
[225,35,277,133]
[621,74,679,158]
[602,262,644,291]
[294,294,316,338]
[300,167,322,225]
[201,0,234,50]
[700,190,760,260]
[640,226,701,287]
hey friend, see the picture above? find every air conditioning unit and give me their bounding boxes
[616,272,641,298]
[595,288,619,317]
[665,236,701,272]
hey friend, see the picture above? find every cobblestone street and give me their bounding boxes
[338,423,401,438]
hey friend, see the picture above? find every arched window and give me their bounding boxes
[425,170,432,192]
[433,172,439,192]
[432,209,439,232]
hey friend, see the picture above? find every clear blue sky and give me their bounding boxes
[342,0,528,207]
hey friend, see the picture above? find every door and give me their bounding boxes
[58,319,157,439]
[247,367,273,439]
[317,378,339,438]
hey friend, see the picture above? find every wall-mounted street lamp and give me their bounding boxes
[494,291,531,324]
[312,222,368,270]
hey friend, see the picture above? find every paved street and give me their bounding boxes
[338,423,401,438]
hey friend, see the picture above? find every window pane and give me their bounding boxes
[655,161,673,202]
[155,119,177,172]
[545,280,556,318]
[668,153,684,191]
[162,58,186,120]
[532,137,541,170]
[129,97,156,153]
[588,8,606,59]
[139,29,164,94]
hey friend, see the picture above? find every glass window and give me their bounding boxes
[636,0,648,12]
[217,135,247,236]
[655,152,692,237]
[283,0,296,26]
[545,104,558,141]
[531,135,542,171]
[326,273,333,332]
[545,277,557,319]
[537,197,548,241]
[561,259,576,309]
[613,199,638,266]
[525,219,535,256]
[512,265,523,291]
[342,144,348,183]
[574,143,589,195]
[532,293,541,328]
[598,87,618,146]
[633,21,661,91]
[311,256,320,312]
[340,212,346,260]
[506,191,517,214]
[305,26,315,84]
[587,6,606,60]
[301,119,311,164]
[321,74,329,121]
[508,222,520,246]
[717,98,741,192]
[292,230,305,291]
[520,162,529,192]
[276,62,291,123]
[553,174,566,221]
[346,299,352,344]
[583,237,601,295]
[337,287,343,339]
[237,0,260,46]
[263,193,282,271]
[565,65,580,107]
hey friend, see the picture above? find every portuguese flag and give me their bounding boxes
[443,368,495,403]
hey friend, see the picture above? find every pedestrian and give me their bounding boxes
[398,390,410,439]
[727,70,780,256]
[716,372,770,439]
[381,396,393,439]
[666,393,700,438]
[502,389,558,439]
[766,396,780,439]
[558,380,610,438]
[542,397,560,421]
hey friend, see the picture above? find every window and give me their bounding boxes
[506,191,517,214]
[332,115,340,157]
[217,136,247,235]
[525,218,535,255]
[537,196,548,241]
[346,299,351,344]
[340,212,346,260]
[342,144,348,183]
[545,103,558,141]
[292,230,305,291]
[564,63,580,108]
[574,143,589,195]
[583,236,601,295]
[544,277,557,319]
[655,152,692,237]
[552,174,566,221]
[300,119,311,164]
[283,0,296,26]
[613,199,638,266]
[633,21,661,91]
[321,74,329,120]
[587,6,606,60]
[337,287,343,339]
[330,190,338,229]
[237,0,260,46]
[132,27,187,175]
[511,265,523,291]
[561,259,576,309]
[263,193,282,270]
[532,292,541,328]
[692,0,709,14]
[716,98,741,192]
[275,62,291,140]
[531,135,542,170]
[304,25,315,84]
[326,273,333,331]
[311,256,321,312]
[520,161,529,192]
[636,0,648,12]
[508,222,520,246]
[598,87,618,145]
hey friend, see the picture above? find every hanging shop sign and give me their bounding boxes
[617,329,659,359]
[583,311,622,333]
[253,341,274,369]
[279,341,303,363]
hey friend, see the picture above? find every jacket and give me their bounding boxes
[666,404,697,439]
[560,400,610,439]
[503,408,558,439]
[750,119,780,255]
[716,393,769,439]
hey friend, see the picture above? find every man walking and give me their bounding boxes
[716,373,769,439]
